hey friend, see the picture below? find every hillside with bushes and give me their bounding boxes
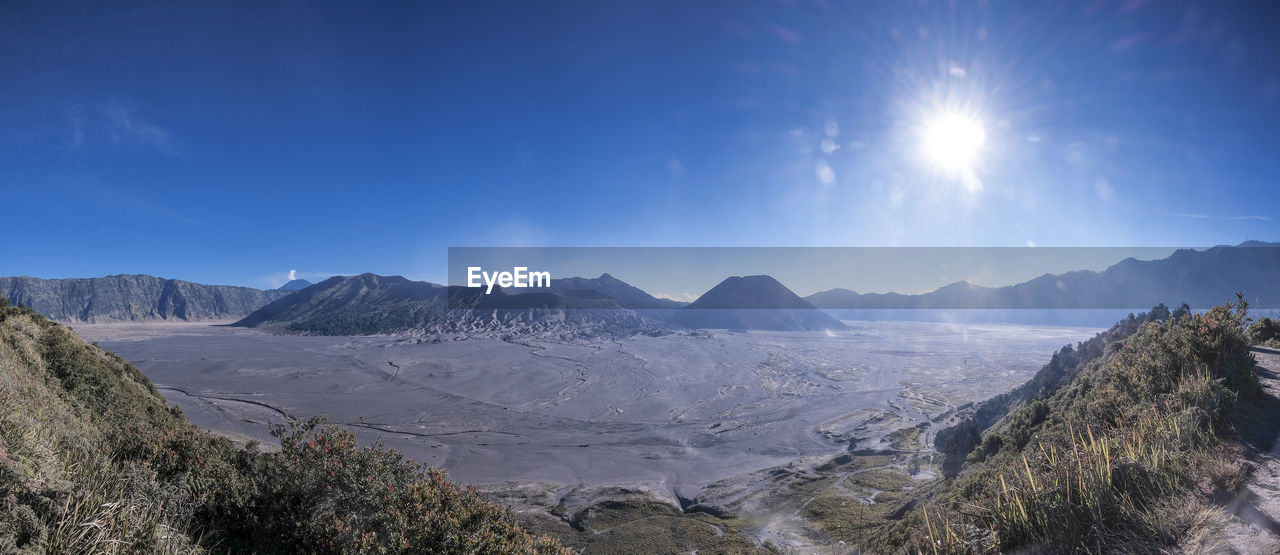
[0,298,565,553]
[932,303,1191,476]
[874,297,1267,552]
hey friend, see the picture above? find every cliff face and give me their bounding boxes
[0,274,291,322]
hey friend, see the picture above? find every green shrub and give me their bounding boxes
[1247,316,1280,345]
[217,416,564,553]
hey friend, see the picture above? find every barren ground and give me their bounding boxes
[76,319,1100,550]
[76,321,1092,489]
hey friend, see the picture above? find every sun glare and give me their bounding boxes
[921,113,986,173]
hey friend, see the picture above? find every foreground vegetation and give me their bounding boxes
[0,299,565,553]
[871,298,1262,552]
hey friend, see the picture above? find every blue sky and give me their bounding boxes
[3,1,1278,289]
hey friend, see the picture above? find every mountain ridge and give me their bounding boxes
[0,274,291,323]
[805,243,1280,309]
[232,272,656,336]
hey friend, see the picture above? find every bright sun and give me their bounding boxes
[921,113,986,172]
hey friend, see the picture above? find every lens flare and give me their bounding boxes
[921,113,986,172]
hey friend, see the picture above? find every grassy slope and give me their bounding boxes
[931,305,1183,477]
[865,300,1261,552]
[0,300,565,553]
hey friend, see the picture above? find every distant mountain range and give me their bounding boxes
[232,273,837,334]
[233,273,653,336]
[670,275,846,331]
[10,242,1280,332]
[805,242,1280,310]
[0,275,290,323]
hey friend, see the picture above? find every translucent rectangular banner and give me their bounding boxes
[446,246,1280,315]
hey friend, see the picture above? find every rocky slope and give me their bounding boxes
[0,274,290,323]
[526,273,686,309]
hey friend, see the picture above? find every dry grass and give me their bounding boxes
[0,301,566,553]
[907,302,1259,553]
[0,308,205,553]
[45,453,204,554]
